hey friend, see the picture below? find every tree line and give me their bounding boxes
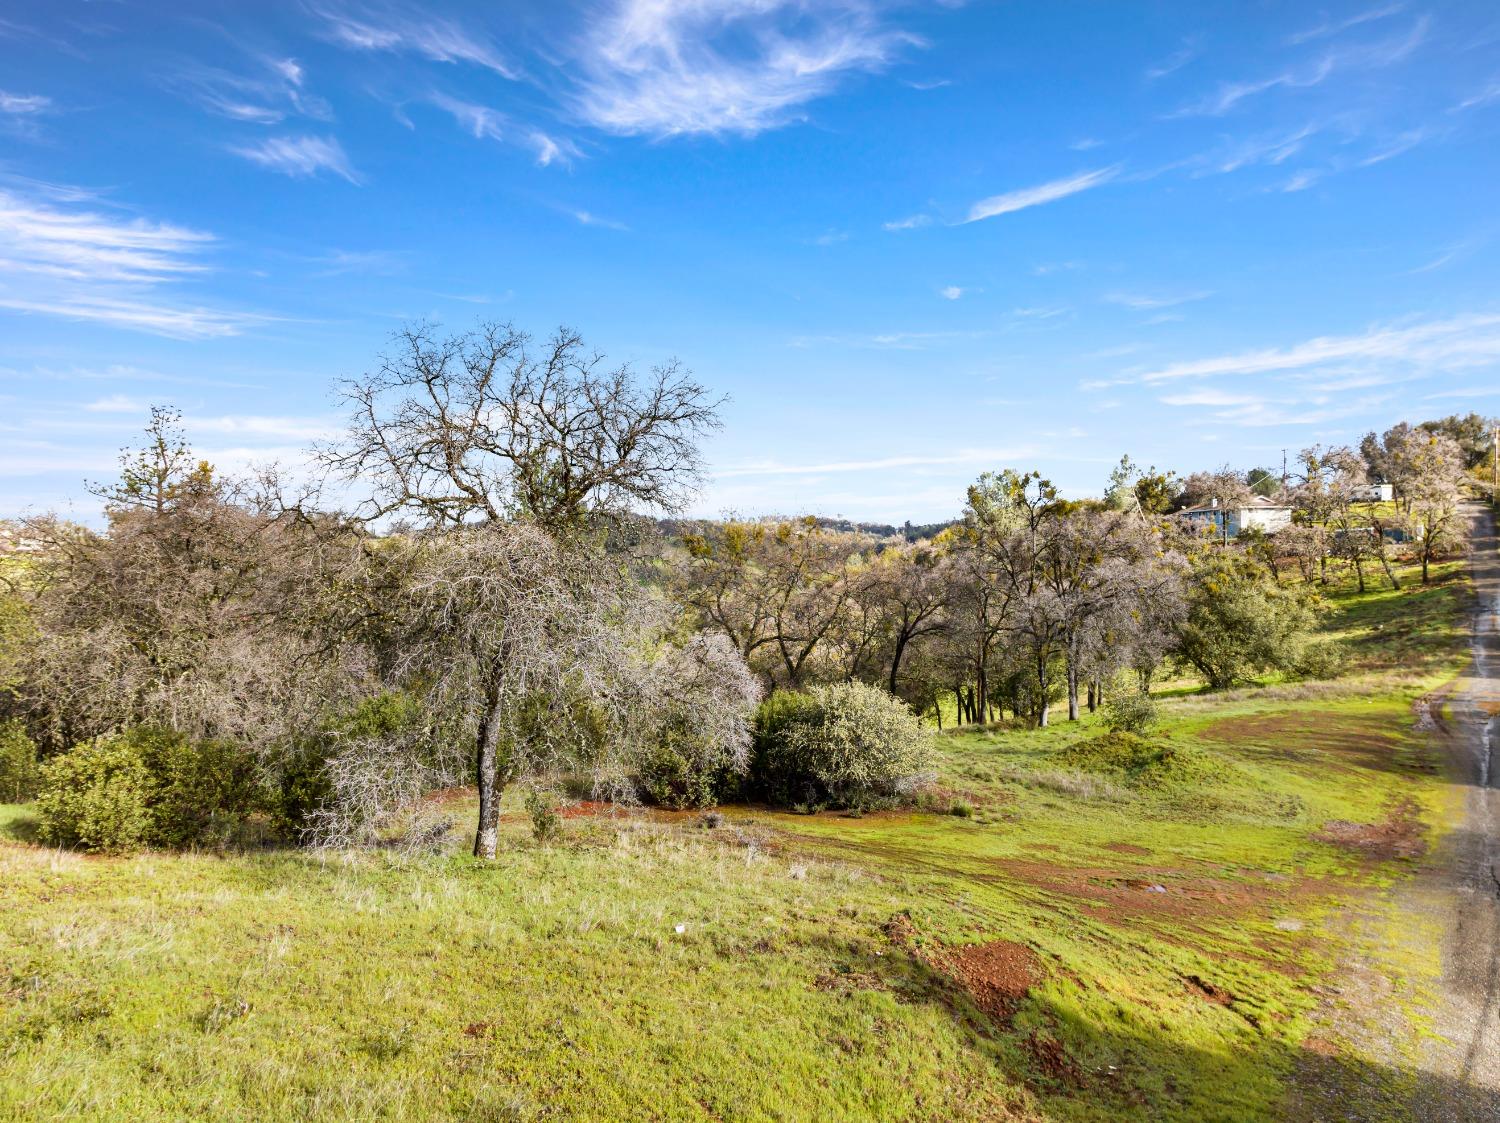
[0,320,1487,857]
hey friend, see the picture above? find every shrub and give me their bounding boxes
[633,635,760,810]
[1104,691,1159,735]
[525,788,562,844]
[637,736,720,810]
[34,735,153,854]
[135,728,264,849]
[1290,640,1346,681]
[0,719,40,803]
[751,681,935,809]
[34,726,266,854]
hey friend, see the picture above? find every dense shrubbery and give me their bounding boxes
[34,726,266,854]
[0,719,40,803]
[750,681,934,810]
[35,734,155,853]
[633,634,760,810]
[1104,691,1159,735]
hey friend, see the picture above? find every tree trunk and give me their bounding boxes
[1376,542,1401,590]
[1066,662,1079,722]
[1353,554,1365,593]
[888,634,909,694]
[473,683,505,860]
[1036,654,1051,728]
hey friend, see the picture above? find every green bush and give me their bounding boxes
[524,789,562,843]
[0,719,40,803]
[637,739,719,810]
[751,682,935,809]
[35,726,266,854]
[34,735,154,854]
[134,728,263,849]
[1290,640,1346,681]
[1104,691,1159,735]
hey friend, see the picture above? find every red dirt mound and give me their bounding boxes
[946,940,1041,1021]
[1314,799,1425,860]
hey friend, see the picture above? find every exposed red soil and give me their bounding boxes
[943,939,1041,1021]
[1183,973,1234,1006]
[987,858,1278,923]
[1102,841,1152,856]
[1313,799,1426,860]
[559,800,623,819]
[1199,712,1409,775]
[1025,1031,1085,1087]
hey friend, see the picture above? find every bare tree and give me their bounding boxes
[322,322,723,532]
[391,526,659,858]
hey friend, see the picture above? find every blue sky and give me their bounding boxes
[2,0,1498,524]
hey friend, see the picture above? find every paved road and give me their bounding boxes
[1421,501,1500,1118]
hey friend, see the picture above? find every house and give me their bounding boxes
[1356,482,1395,502]
[1179,495,1293,537]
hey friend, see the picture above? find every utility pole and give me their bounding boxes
[1492,425,1498,507]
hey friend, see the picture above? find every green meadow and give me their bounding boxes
[0,560,1472,1122]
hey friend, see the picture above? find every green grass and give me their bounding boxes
[0,557,1475,1121]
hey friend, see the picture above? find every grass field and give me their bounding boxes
[0,561,1473,1122]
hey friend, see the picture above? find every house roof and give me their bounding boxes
[1178,495,1291,515]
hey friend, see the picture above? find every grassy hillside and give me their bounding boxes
[0,561,1472,1122]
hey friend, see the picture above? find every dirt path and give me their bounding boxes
[1288,504,1500,1121]
[1419,501,1500,1114]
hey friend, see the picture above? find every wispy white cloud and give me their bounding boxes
[1145,38,1200,81]
[1287,3,1405,46]
[571,209,629,231]
[164,56,329,125]
[963,166,1120,223]
[430,93,505,140]
[0,184,259,339]
[939,285,964,300]
[1410,230,1491,274]
[527,130,580,167]
[1451,79,1500,113]
[714,448,1027,479]
[0,188,212,283]
[1137,313,1500,385]
[1197,123,1318,175]
[83,394,144,414]
[0,91,50,115]
[572,0,917,138]
[310,248,406,276]
[882,213,931,232]
[230,135,360,183]
[427,94,582,167]
[1279,168,1325,192]
[311,2,516,77]
[1105,290,1211,311]
[1176,16,1427,116]
[0,295,258,339]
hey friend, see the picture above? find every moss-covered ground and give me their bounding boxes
[0,561,1473,1121]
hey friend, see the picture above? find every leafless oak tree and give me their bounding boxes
[322,322,723,532]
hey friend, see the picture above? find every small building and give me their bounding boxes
[1356,482,1395,503]
[1179,495,1293,537]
